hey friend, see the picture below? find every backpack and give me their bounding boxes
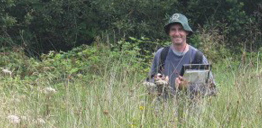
[158,46,203,74]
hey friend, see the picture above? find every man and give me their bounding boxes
[148,13,216,96]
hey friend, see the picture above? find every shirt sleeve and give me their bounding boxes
[202,55,217,95]
[147,48,163,82]
[202,55,215,82]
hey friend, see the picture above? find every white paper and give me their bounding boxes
[183,70,210,84]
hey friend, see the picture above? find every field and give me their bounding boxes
[1,45,262,128]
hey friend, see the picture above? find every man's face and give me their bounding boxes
[169,24,188,45]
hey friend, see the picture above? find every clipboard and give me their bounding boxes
[180,64,211,84]
[180,64,211,76]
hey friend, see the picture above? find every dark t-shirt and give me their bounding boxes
[149,45,215,90]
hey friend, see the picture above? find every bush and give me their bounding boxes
[190,27,231,64]
[1,0,261,54]
[0,38,157,82]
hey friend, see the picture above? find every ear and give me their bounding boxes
[186,31,189,36]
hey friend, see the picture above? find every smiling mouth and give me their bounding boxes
[174,38,182,40]
[173,36,181,39]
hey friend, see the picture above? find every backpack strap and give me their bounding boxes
[153,47,203,79]
[146,47,169,81]
[191,50,203,64]
[158,46,170,74]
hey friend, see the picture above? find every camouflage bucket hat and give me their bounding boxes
[164,13,193,36]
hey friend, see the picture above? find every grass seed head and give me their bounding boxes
[103,110,109,115]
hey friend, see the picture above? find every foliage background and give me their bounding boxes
[0,0,261,55]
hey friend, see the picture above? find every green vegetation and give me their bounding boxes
[1,37,262,127]
[0,0,261,54]
[1,0,262,127]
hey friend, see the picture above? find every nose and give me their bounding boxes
[173,30,180,36]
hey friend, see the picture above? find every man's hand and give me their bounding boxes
[154,73,169,86]
[175,76,188,90]
[154,73,168,81]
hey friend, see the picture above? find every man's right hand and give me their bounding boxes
[175,76,188,90]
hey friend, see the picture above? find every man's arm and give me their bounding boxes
[202,55,217,95]
[202,55,216,84]
[147,48,163,82]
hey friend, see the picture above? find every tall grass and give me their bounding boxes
[0,44,262,128]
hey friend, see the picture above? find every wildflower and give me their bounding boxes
[1,68,12,76]
[37,118,46,124]
[130,124,136,128]
[43,87,57,95]
[139,106,145,111]
[7,115,20,124]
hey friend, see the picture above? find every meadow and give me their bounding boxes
[1,43,262,128]
[0,1,261,127]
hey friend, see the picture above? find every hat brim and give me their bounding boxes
[164,22,193,36]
